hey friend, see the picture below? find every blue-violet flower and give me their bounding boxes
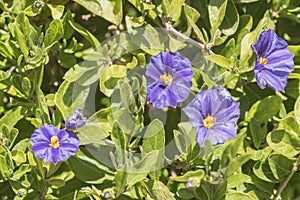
[183,87,240,147]
[66,109,86,129]
[146,52,194,109]
[252,29,294,92]
[30,124,80,164]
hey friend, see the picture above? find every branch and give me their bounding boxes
[153,8,214,55]
[273,153,300,200]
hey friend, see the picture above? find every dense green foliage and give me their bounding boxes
[0,0,300,199]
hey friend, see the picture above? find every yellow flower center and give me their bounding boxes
[49,136,60,148]
[259,56,268,65]
[160,73,173,86]
[203,115,217,129]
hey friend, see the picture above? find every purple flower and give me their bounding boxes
[30,124,80,164]
[252,29,294,92]
[183,87,240,147]
[66,109,86,129]
[146,52,194,109]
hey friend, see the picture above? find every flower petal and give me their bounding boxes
[30,124,58,145]
[206,123,237,145]
[31,143,50,159]
[255,68,289,92]
[196,126,208,147]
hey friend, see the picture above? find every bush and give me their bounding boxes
[0,0,300,199]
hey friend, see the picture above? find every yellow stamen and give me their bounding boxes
[259,56,268,65]
[160,73,173,86]
[203,115,217,129]
[49,136,60,148]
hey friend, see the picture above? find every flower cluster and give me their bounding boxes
[30,109,86,164]
[252,29,294,92]
[146,52,240,147]
[146,30,293,147]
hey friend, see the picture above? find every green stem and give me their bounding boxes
[40,179,49,200]
[273,153,300,200]
[153,8,214,55]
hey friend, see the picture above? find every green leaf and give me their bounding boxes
[0,154,13,178]
[225,153,252,176]
[68,151,114,184]
[73,0,123,25]
[249,118,262,149]
[221,38,236,60]
[186,15,206,44]
[227,173,251,189]
[266,130,300,158]
[111,121,128,150]
[2,127,19,149]
[234,0,259,2]
[174,122,197,155]
[0,70,7,81]
[0,107,26,132]
[142,119,165,152]
[77,122,110,145]
[294,96,300,126]
[24,4,42,17]
[48,4,65,19]
[177,188,196,199]
[146,180,175,200]
[11,150,27,164]
[105,64,127,78]
[286,79,300,99]
[162,0,185,21]
[47,179,65,187]
[211,29,228,46]
[170,169,205,182]
[168,36,186,52]
[126,150,159,187]
[62,11,75,40]
[275,112,300,135]
[184,4,203,40]
[75,66,101,86]
[57,52,77,69]
[220,0,239,36]
[9,23,29,60]
[12,164,31,180]
[246,96,282,122]
[199,70,218,87]
[0,41,13,59]
[16,12,39,45]
[115,170,127,196]
[253,159,278,183]
[226,192,254,200]
[36,88,51,124]
[44,19,63,49]
[68,21,100,47]
[208,0,228,35]
[234,15,253,56]
[55,80,90,119]
[268,154,293,180]
[64,61,98,83]
[205,54,232,70]
[77,108,112,145]
[130,25,168,55]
